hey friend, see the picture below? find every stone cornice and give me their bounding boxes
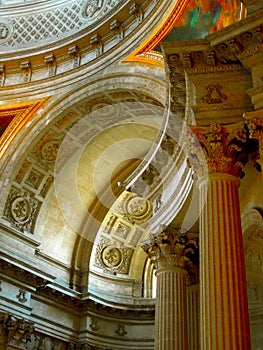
[0,257,55,288]
[0,0,172,87]
[0,257,155,319]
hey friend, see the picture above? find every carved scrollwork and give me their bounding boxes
[16,289,28,303]
[89,318,100,332]
[41,141,60,162]
[0,314,34,348]
[4,187,40,232]
[94,238,134,275]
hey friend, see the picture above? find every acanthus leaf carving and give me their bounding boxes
[142,228,189,270]
[190,123,247,177]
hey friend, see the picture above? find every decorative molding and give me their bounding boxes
[89,317,100,332]
[3,186,41,233]
[0,258,51,288]
[94,238,134,275]
[202,85,228,104]
[16,289,28,303]
[115,324,127,337]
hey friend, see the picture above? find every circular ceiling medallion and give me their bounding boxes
[0,19,13,45]
[124,195,153,224]
[41,141,60,162]
[11,197,31,223]
[101,246,122,268]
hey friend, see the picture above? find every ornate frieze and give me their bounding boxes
[190,123,247,177]
[67,343,98,350]
[142,228,188,270]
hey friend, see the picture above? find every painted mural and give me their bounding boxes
[167,0,244,41]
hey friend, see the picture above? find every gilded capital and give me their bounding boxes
[141,228,188,270]
[245,111,263,176]
[190,123,247,178]
[245,111,263,161]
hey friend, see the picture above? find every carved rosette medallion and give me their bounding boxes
[101,246,122,268]
[41,141,60,162]
[95,239,133,275]
[0,20,13,45]
[121,193,153,225]
[11,197,31,223]
[142,229,188,270]
[4,187,40,232]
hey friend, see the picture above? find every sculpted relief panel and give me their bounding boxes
[3,186,41,232]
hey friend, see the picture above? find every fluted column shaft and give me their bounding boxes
[155,267,188,350]
[142,229,189,350]
[198,173,251,350]
[187,284,199,350]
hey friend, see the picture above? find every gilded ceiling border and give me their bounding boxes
[123,0,190,66]
[0,98,48,159]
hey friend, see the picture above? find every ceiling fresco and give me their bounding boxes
[165,0,244,42]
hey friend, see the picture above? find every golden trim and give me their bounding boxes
[123,0,190,66]
[0,98,48,159]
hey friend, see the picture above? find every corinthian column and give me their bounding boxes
[142,228,188,350]
[190,123,251,350]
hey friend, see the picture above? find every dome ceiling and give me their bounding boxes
[0,0,124,51]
